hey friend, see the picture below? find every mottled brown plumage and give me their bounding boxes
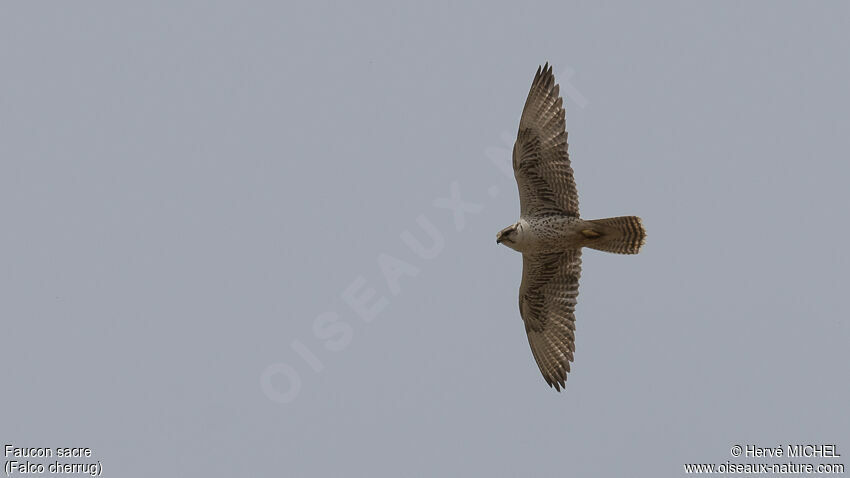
[497,63,646,392]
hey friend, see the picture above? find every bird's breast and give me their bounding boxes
[523,216,587,252]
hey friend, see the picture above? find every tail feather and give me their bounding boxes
[583,216,646,254]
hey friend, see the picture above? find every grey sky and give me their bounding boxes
[2,1,848,476]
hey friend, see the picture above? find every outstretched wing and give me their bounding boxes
[513,63,579,217]
[519,249,582,391]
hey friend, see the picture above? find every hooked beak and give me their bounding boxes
[497,224,516,245]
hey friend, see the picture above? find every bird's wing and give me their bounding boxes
[519,249,582,391]
[513,63,579,217]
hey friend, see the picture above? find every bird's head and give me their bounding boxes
[496,222,524,251]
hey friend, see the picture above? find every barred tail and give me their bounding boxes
[582,216,646,254]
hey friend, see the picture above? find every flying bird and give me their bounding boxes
[497,63,646,391]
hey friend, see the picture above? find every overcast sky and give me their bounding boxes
[2,1,848,476]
